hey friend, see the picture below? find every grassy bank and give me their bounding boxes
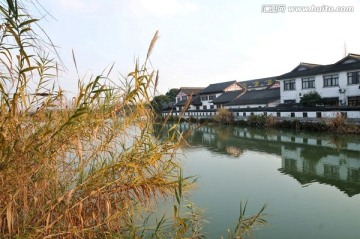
[162,110,360,134]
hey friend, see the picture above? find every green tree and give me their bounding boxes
[151,94,169,113]
[165,88,179,101]
[151,88,179,114]
[300,91,324,107]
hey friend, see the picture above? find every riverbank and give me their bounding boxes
[162,112,360,134]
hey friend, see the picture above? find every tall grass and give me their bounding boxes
[0,1,194,238]
[0,1,268,238]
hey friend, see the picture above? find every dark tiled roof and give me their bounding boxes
[334,53,360,64]
[178,87,204,96]
[238,76,278,89]
[190,95,202,106]
[212,90,243,104]
[278,62,360,79]
[162,101,176,110]
[227,88,280,106]
[290,62,323,72]
[278,53,360,80]
[199,80,238,94]
[174,99,187,107]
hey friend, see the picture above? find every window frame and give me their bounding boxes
[347,71,360,85]
[348,96,360,106]
[323,74,339,87]
[200,95,209,101]
[302,77,315,89]
[209,94,216,101]
[284,79,296,91]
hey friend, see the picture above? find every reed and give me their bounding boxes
[0,1,194,238]
[0,1,268,238]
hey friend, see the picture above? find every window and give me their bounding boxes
[348,168,360,182]
[203,105,207,110]
[347,71,360,85]
[181,95,187,101]
[324,164,340,179]
[291,112,295,117]
[176,97,181,102]
[209,94,216,101]
[348,96,360,106]
[200,95,208,101]
[210,105,214,109]
[302,77,315,89]
[196,106,200,110]
[284,80,296,90]
[303,112,308,118]
[323,74,339,87]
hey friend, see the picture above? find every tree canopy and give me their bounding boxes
[300,91,324,107]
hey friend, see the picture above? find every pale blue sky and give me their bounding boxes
[31,0,360,95]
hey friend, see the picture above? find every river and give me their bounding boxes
[159,122,360,239]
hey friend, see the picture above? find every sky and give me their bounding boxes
[28,0,360,95]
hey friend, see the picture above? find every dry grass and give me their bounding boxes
[327,113,360,134]
[0,2,194,238]
[0,2,269,238]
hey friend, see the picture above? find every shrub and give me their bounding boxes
[188,116,198,123]
[300,91,324,107]
[265,115,279,127]
[328,114,360,134]
[247,114,267,128]
[213,108,234,124]
[199,118,211,124]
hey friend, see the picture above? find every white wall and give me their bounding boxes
[280,69,360,105]
[200,93,222,109]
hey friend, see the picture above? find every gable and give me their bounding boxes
[335,53,360,65]
[224,83,242,92]
[176,91,187,98]
[199,80,237,94]
[342,59,357,64]
[290,63,322,73]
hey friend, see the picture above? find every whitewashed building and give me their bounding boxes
[197,80,243,110]
[278,53,360,106]
[174,87,204,111]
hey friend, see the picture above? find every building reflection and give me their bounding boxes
[158,122,360,196]
[279,145,360,197]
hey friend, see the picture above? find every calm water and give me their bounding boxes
[162,123,360,239]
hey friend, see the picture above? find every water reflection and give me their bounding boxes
[156,122,360,197]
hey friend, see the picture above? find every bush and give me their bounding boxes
[265,115,279,127]
[212,108,234,124]
[188,116,198,123]
[328,114,360,134]
[199,118,211,124]
[300,91,324,107]
[247,114,267,128]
